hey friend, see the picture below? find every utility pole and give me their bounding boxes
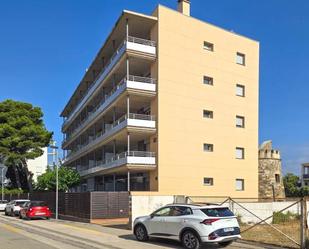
[48,141,59,220]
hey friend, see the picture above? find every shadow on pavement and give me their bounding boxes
[119,234,223,249]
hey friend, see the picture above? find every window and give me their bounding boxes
[204,177,214,186]
[236,147,245,159]
[204,143,214,152]
[152,207,172,217]
[275,174,280,183]
[170,206,192,216]
[236,84,245,97]
[203,41,214,51]
[236,179,245,191]
[201,208,234,217]
[203,110,213,119]
[203,76,213,85]
[236,52,245,65]
[236,115,245,128]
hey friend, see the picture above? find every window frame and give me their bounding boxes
[204,143,214,152]
[203,41,214,51]
[203,76,214,86]
[236,179,245,191]
[236,115,245,128]
[236,147,245,159]
[203,110,214,119]
[203,177,214,186]
[236,52,246,66]
[236,84,245,97]
[275,174,280,183]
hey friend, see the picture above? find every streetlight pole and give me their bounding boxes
[1,167,4,201]
[49,141,59,220]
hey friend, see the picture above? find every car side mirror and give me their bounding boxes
[150,214,155,219]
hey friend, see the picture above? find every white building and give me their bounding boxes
[27,147,48,182]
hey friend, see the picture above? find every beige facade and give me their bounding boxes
[61,1,259,197]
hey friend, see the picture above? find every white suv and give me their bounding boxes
[5,199,30,216]
[133,204,240,249]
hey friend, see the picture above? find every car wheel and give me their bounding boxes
[218,241,233,247]
[182,230,201,249]
[134,224,149,241]
[46,217,50,220]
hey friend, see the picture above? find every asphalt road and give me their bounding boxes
[0,213,268,249]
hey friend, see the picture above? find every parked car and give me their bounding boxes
[4,199,30,216]
[133,204,240,249]
[19,201,51,220]
[0,200,8,211]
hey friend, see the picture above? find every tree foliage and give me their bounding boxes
[283,173,309,197]
[35,165,80,192]
[0,99,53,190]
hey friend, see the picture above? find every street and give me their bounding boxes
[0,213,267,249]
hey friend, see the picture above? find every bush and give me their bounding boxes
[3,188,24,195]
[272,211,299,224]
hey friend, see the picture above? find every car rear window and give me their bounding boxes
[30,201,47,207]
[201,207,234,217]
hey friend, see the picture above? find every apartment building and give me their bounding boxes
[61,0,259,197]
[301,163,309,187]
[27,147,48,182]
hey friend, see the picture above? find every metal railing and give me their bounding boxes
[127,36,156,47]
[65,113,155,159]
[63,36,156,126]
[127,75,157,84]
[79,151,156,176]
[63,75,156,145]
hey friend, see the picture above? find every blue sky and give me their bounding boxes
[0,0,308,174]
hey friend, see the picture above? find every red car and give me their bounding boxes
[19,201,51,220]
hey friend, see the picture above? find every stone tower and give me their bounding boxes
[258,140,285,199]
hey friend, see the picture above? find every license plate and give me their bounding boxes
[35,212,45,215]
[224,227,234,232]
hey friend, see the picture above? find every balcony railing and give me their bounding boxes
[65,113,156,162]
[63,36,156,129]
[79,150,156,177]
[62,75,156,147]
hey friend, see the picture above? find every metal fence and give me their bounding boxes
[3,191,129,223]
[187,196,307,249]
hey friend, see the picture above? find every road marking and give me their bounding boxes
[1,223,22,234]
[59,224,103,235]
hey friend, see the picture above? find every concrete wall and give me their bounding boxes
[130,194,304,227]
[130,194,174,227]
[231,201,302,224]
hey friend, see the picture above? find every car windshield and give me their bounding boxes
[16,201,27,206]
[30,201,47,207]
[201,207,235,217]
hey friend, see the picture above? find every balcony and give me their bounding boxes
[65,113,156,164]
[79,151,156,177]
[303,174,309,179]
[62,36,156,129]
[62,75,156,148]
